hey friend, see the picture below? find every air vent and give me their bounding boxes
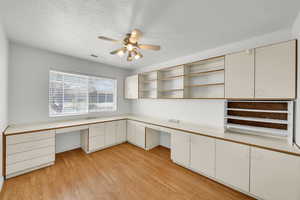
[90,54,98,58]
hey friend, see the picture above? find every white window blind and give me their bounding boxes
[49,70,117,117]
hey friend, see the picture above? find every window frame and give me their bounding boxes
[49,70,118,117]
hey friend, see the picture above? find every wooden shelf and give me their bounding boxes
[187,69,224,77]
[159,88,184,93]
[139,88,157,92]
[159,75,184,81]
[142,79,157,83]
[185,83,224,88]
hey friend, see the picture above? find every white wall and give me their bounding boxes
[292,12,300,147]
[131,29,294,129]
[0,22,8,189]
[8,42,132,152]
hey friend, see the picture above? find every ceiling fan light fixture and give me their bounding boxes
[127,43,134,51]
[134,52,143,60]
[117,49,125,57]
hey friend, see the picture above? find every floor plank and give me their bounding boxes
[0,143,255,200]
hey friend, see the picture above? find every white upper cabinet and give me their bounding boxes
[190,134,215,177]
[250,147,300,200]
[215,140,250,192]
[225,50,255,98]
[170,130,190,167]
[255,40,296,99]
[125,75,139,99]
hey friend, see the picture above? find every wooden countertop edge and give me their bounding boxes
[4,117,300,157]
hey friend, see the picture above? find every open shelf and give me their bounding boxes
[186,69,224,77]
[159,75,184,81]
[139,71,158,99]
[225,101,293,141]
[159,88,184,93]
[185,82,224,88]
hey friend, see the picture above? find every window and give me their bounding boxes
[49,70,117,117]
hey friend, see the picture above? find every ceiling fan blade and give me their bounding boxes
[138,44,161,51]
[110,48,125,55]
[98,36,120,43]
[129,29,142,43]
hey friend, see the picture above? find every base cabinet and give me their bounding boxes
[171,130,190,167]
[116,120,127,143]
[5,130,55,178]
[87,120,126,153]
[190,135,215,177]
[250,147,300,200]
[126,120,146,149]
[105,122,116,146]
[216,140,250,192]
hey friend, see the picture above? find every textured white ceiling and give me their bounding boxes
[0,0,300,69]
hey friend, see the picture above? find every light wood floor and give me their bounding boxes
[0,143,255,200]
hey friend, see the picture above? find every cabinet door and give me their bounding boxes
[255,40,296,99]
[216,140,250,192]
[125,75,139,99]
[127,120,136,144]
[171,131,190,167]
[116,120,126,143]
[89,123,105,138]
[105,122,116,146]
[225,50,254,98]
[135,124,145,148]
[190,135,215,177]
[250,147,300,200]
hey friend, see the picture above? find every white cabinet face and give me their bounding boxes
[171,131,190,167]
[116,120,126,143]
[127,120,136,144]
[125,75,139,99]
[225,50,255,98]
[135,124,145,148]
[190,135,215,177]
[250,147,300,200]
[89,135,105,150]
[89,123,105,137]
[255,40,296,99]
[216,140,250,192]
[105,122,116,146]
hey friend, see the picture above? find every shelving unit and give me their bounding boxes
[184,56,225,98]
[139,71,158,99]
[224,101,294,143]
[137,56,225,99]
[158,65,185,99]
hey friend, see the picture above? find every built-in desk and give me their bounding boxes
[4,115,300,200]
[5,115,300,156]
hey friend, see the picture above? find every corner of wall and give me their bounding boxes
[0,21,9,191]
[292,11,300,147]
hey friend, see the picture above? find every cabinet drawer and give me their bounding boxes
[6,154,55,175]
[89,135,105,151]
[6,130,55,145]
[7,137,55,155]
[89,123,105,138]
[7,146,55,165]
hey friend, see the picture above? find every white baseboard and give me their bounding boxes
[0,176,4,191]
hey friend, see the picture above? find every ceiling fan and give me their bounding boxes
[98,29,161,61]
